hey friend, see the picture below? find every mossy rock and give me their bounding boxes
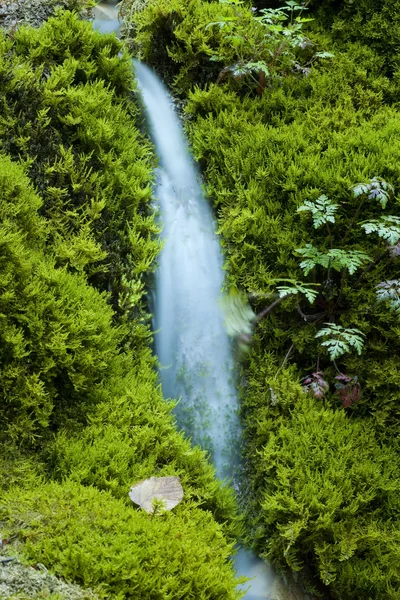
[0,480,242,600]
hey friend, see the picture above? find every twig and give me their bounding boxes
[274,343,294,380]
[297,304,327,322]
[254,295,287,322]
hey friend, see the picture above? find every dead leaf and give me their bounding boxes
[129,476,184,514]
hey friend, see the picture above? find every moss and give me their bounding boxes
[0,481,242,600]
[0,11,158,340]
[244,386,400,599]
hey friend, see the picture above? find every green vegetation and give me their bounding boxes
[121,0,400,596]
[0,10,241,599]
[4,0,400,597]
[1,480,239,599]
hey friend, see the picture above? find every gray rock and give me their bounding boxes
[0,551,99,599]
[0,0,93,32]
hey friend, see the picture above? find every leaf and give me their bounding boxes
[315,323,365,360]
[129,476,184,514]
[360,216,400,245]
[376,280,400,316]
[387,243,400,259]
[335,374,361,408]
[352,177,394,208]
[295,17,315,23]
[297,194,339,228]
[302,371,329,399]
[245,61,270,77]
[296,245,372,276]
[276,280,319,304]
[313,51,334,59]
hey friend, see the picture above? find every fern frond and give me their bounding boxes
[296,245,372,275]
[360,216,400,245]
[297,194,339,229]
[352,177,394,208]
[315,323,365,359]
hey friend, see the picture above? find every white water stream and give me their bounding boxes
[93,5,307,600]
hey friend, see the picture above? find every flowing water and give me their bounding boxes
[92,0,120,34]
[93,4,308,600]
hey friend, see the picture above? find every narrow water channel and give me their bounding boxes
[92,5,308,600]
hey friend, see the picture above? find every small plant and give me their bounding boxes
[296,245,372,276]
[334,374,361,408]
[360,216,400,245]
[240,177,398,379]
[315,324,365,360]
[275,279,319,304]
[297,194,339,229]
[376,280,400,316]
[302,371,329,399]
[206,0,332,94]
[352,177,394,209]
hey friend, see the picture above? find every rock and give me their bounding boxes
[0,551,98,599]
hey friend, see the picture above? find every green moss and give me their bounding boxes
[0,11,158,339]
[244,387,400,598]
[308,0,400,74]
[0,481,242,600]
[185,73,400,427]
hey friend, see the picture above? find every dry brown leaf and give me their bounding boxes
[128,476,184,514]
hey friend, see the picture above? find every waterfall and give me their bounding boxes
[93,3,307,597]
[134,60,279,600]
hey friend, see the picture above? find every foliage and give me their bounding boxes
[360,215,400,244]
[352,177,394,208]
[308,0,400,76]
[376,279,400,316]
[184,72,400,407]
[205,0,323,94]
[0,150,239,532]
[297,194,339,228]
[301,371,328,399]
[0,11,159,341]
[315,324,365,360]
[0,481,242,600]
[151,2,400,591]
[244,391,400,598]
[296,245,372,276]
[276,280,319,304]
[0,154,121,444]
[0,14,242,600]
[121,0,331,94]
[334,373,361,408]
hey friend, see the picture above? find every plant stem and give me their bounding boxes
[274,343,294,380]
[342,196,366,245]
[254,294,289,322]
[355,250,387,284]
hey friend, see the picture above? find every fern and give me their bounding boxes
[297,194,339,229]
[360,216,400,245]
[352,177,394,209]
[376,280,400,316]
[275,280,319,304]
[296,245,372,275]
[315,324,365,359]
